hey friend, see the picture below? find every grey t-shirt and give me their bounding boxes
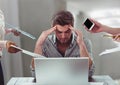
[42,33,95,77]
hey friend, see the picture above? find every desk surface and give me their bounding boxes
[7,75,116,85]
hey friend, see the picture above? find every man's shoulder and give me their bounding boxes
[83,36,91,42]
[83,37,92,46]
[46,34,54,40]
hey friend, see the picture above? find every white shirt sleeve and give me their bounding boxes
[0,40,7,48]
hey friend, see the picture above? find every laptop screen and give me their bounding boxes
[34,57,89,85]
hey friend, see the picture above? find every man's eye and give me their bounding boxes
[65,30,71,33]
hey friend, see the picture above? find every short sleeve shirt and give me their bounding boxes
[42,33,95,77]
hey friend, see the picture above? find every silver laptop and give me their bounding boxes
[34,57,89,85]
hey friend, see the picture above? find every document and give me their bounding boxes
[99,41,120,56]
[6,23,36,39]
[99,46,120,56]
[14,28,36,40]
[10,45,45,58]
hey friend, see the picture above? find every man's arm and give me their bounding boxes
[34,39,44,55]
[31,26,56,69]
[78,41,92,67]
[34,26,56,55]
[70,27,92,68]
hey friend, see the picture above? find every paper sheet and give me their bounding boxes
[99,46,120,56]
[10,45,45,58]
[6,23,36,40]
[14,28,36,40]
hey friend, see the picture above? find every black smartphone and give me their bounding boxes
[84,18,95,30]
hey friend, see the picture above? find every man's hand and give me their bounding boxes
[70,26,83,44]
[6,41,21,53]
[36,26,56,45]
[70,26,92,67]
[34,26,56,55]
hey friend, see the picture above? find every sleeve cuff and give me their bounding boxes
[0,40,7,48]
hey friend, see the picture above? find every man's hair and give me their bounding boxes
[52,10,74,27]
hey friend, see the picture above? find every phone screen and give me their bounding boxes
[84,18,94,30]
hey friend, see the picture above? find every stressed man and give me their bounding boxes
[32,10,95,78]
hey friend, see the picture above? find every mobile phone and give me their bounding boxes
[84,18,95,30]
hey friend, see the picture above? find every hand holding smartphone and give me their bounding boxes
[83,18,95,30]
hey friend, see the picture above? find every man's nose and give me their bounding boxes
[61,33,65,38]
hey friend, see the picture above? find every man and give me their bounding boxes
[84,18,120,42]
[0,10,20,85]
[32,10,95,78]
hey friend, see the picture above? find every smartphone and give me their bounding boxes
[84,18,95,30]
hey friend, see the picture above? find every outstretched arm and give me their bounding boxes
[84,18,120,42]
[84,18,120,35]
[31,26,56,69]
[34,26,56,55]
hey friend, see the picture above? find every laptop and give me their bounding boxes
[34,57,89,85]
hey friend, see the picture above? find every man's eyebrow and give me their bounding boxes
[65,29,71,32]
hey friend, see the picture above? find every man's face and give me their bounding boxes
[55,25,72,44]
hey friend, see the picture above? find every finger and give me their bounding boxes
[89,18,102,27]
[114,36,120,42]
[69,26,77,35]
[83,25,91,32]
[50,26,56,32]
[15,30,20,34]
[46,26,56,34]
[89,18,96,24]
[53,26,57,30]
[82,24,93,33]
[113,35,119,41]
[72,28,80,36]
[115,36,120,41]
[69,25,74,30]
[69,26,78,36]
[69,26,83,37]
[13,30,21,36]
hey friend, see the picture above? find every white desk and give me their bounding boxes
[7,75,116,85]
